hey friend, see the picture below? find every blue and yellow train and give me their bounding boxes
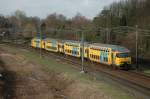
[31,37,131,69]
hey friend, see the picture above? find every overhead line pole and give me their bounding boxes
[135,25,138,70]
[39,22,42,58]
[81,30,85,73]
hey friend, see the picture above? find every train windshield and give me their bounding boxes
[116,53,130,58]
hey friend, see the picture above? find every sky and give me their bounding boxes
[0,0,120,19]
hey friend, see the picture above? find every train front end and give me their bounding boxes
[115,52,131,69]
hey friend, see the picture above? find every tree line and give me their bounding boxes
[0,0,150,60]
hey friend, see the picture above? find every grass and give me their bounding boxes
[143,68,150,76]
[136,64,150,76]
[0,44,136,99]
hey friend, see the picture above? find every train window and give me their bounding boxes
[116,53,130,58]
[92,55,94,58]
[75,51,77,55]
[106,57,108,62]
[85,49,87,53]
[94,55,96,59]
[97,56,99,60]
[104,57,106,62]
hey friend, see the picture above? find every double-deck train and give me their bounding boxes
[31,37,131,69]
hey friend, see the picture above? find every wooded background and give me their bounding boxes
[0,0,150,61]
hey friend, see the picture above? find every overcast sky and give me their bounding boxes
[0,0,120,19]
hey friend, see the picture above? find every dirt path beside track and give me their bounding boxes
[0,50,68,99]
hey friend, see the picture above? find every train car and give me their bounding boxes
[31,37,43,48]
[89,44,112,65]
[44,38,59,52]
[64,40,89,58]
[64,41,81,57]
[89,43,131,69]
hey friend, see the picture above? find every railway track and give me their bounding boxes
[1,41,150,99]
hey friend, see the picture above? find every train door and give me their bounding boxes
[72,47,75,56]
[58,43,60,52]
[72,47,77,56]
[62,44,64,53]
[80,47,82,57]
[104,50,108,63]
[86,48,89,58]
[100,50,104,62]
[43,41,45,49]
[111,52,116,65]
[36,40,39,48]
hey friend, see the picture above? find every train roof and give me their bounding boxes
[32,37,42,41]
[33,36,46,39]
[44,38,65,42]
[90,43,130,52]
[65,40,89,46]
[44,38,57,41]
